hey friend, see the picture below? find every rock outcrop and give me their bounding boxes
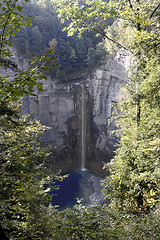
[1,47,130,177]
[22,50,130,177]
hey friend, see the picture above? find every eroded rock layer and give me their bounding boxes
[1,47,130,177]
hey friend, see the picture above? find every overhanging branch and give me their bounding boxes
[150,4,160,19]
[96,27,134,53]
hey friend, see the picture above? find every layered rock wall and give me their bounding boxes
[22,50,130,176]
[1,47,130,177]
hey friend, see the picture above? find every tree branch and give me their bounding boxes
[95,27,134,53]
[128,0,133,10]
[0,0,17,55]
[150,4,160,19]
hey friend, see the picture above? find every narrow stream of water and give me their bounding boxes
[81,85,86,170]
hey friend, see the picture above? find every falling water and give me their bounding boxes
[81,85,86,171]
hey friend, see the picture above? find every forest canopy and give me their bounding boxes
[11,0,111,77]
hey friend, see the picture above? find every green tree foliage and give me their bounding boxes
[86,42,108,68]
[57,0,128,50]
[102,1,160,212]
[0,1,60,239]
[0,0,56,107]
[49,202,122,240]
[11,0,106,77]
[0,0,32,57]
[0,111,51,239]
[43,201,160,239]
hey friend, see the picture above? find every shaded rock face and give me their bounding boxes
[8,48,129,177]
[21,51,130,177]
[85,52,130,176]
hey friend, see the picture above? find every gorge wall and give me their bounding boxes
[21,50,130,177]
[1,47,130,177]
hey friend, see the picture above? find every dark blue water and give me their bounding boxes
[50,169,103,210]
[51,170,82,209]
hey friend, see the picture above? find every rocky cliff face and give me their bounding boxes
[1,47,130,177]
[85,51,130,176]
[22,50,130,176]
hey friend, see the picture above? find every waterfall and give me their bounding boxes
[81,85,86,170]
